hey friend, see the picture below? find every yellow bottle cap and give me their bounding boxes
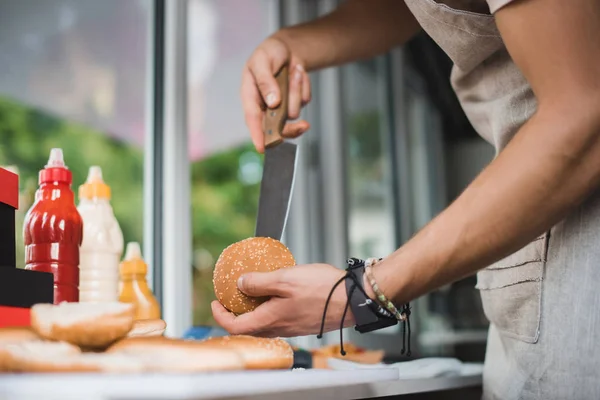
[120,242,148,276]
[79,166,111,200]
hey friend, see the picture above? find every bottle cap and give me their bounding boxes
[79,166,111,200]
[39,148,72,184]
[120,242,148,276]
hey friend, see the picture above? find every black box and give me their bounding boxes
[0,267,53,307]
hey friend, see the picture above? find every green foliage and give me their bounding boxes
[190,144,261,325]
[0,97,144,260]
[347,110,382,163]
[0,96,259,327]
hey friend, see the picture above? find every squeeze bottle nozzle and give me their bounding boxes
[46,148,66,168]
[79,166,111,200]
[124,242,142,261]
[87,166,103,182]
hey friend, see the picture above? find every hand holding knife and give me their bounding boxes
[255,65,298,241]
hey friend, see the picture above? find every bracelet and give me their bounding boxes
[317,257,412,357]
[364,258,406,321]
[363,257,412,356]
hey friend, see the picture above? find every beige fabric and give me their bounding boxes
[403,1,600,399]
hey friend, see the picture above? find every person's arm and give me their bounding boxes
[273,0,421,72]
[243,0,420,153]
[366,0,600,305]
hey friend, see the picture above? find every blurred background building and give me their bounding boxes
[0,0,495,362]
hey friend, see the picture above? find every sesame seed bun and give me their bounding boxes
[213,237,296,315]
[199,335,293,370]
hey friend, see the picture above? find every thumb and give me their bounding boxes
[237,271,282,297]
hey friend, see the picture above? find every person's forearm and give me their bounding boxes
[371,104,600,305]
[272,0,420,71]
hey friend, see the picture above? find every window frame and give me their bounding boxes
[147,0,193,338]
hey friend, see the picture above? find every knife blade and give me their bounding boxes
[255,65,298,240]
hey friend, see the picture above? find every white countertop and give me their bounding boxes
[0,369,482,400]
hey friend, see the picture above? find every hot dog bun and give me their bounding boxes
[199,335,293,370]
[106,337,244,372]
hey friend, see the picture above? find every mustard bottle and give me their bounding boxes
[119,242,160,320]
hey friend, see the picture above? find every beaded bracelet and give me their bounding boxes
[364,258,407,322]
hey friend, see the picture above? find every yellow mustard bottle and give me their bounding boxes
[119,242,160,320]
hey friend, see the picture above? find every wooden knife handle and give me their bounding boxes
[263,65,289,149]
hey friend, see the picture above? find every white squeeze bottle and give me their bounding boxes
[77,166,124,302]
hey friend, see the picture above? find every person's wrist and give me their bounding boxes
[270,30,311,72]
[334,269,356,328]
[362,269,377,301]
[363,259,405,309]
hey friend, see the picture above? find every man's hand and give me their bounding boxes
[242,37,311,154]
[241,0,420,153]
[211,264,355,337]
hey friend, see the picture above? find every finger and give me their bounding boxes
[287,64,304,120]
[282,121,310,139]
[301,68,311,106]
[211,301,250,333]
[241,68,265,153]
[211,300,272,336]
[237,271,283,297]
[248,48,286,109]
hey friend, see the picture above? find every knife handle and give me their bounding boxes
[263,65,289,149]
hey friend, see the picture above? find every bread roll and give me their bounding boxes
[31,302,135,349]
[0,327,40,345]
[106,337,245,372]
[213,237,295,314]
[199,335,294,370]
[127,319,166,338]
[1,340,145,373]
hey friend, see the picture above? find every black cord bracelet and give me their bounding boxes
[317,257,412,357]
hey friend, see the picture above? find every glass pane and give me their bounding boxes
[187,0,271,326]
[403,69,493,356]
[343,58,396,259]
[0,0,151,268]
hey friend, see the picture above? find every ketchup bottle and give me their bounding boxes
[24,148,83,304]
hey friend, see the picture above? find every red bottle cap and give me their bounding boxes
[39,148,72,185]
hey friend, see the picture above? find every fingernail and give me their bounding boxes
[265,92,276,107]
[295,64,304,72]
[237,276,244,290]
[294,69,302,82]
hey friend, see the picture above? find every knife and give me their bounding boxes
[255,65,298,241]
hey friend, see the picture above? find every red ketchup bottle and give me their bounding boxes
[24,148,83,304]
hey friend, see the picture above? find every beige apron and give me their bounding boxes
[403,1,600,399]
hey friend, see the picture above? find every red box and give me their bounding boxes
[0,306,30,327]
[0,167,18,268]
[0,167,53,327]
[0,167,18,209]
